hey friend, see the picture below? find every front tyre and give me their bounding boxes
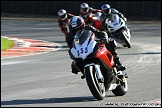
[85,65,105,100]
[121,30,131,48]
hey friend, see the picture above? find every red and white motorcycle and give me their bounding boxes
[91,12,103,31]
[82,12,103,31]
[69,29,128,100]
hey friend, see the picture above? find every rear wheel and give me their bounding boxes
[85,65,105,100]
[112,76,128,96]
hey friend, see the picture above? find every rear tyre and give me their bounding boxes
[112,76,128,96]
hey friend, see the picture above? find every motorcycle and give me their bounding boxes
[90,12,103,31]
[69,29,128,100]
[82,12,103,31]
[105,14,131,48]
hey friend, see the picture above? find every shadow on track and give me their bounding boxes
[1,95,116,105]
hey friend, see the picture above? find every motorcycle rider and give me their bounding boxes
[100,4,127,32]
[58,9,75,44]
[67,16,126,76]
[79,3,102,25]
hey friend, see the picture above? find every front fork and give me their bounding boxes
[84,63,103,80]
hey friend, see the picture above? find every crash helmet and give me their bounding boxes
[68,16,85,36]
[58,9,67,20]
[101,4,111,15]
[80,3,90,13]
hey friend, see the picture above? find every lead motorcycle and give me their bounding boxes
[105,14,132,48]
[69,29,128,100]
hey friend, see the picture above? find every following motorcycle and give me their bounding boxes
[69,29,128,100]
[90,12,103,31]
[105,14,132,48]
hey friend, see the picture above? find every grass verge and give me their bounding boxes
[1,37,15,51]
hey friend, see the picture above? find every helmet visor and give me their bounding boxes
[60,14,67,19]
[81,8,89,13]
[103,9,110,15]
[74,29,88,45]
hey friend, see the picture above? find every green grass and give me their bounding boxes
[1,37,15,51]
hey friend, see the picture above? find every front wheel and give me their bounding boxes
[85,65,105,100]
[121,29,131,48]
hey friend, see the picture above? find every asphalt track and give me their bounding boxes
[1,20,161,107]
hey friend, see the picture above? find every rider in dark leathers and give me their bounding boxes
[57,9,75,44]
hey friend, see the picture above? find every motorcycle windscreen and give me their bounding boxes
[74,29,91,45]
[108,14,117,22]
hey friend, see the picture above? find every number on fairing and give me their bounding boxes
[81,48,83,54]
[77,47,88,56]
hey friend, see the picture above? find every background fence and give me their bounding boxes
[1,1,161,20]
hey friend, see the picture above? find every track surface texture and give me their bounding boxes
[1,19,161,107]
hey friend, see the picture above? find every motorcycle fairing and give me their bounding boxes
[106,14,126,32]
[95,46,114,69]
[71,30,97,60]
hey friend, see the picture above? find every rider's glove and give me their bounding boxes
[85,24,91,29]
[100,38,108,44]
[99,31,109,44]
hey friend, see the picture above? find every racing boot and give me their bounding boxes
[114,56,126,71]
[114,56,128,78]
